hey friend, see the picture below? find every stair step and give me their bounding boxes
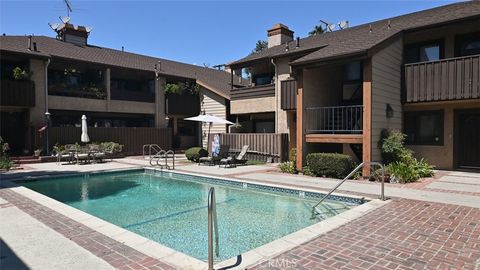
[14,159,41,164]
[11,156,36,160]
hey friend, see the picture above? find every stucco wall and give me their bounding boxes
[274,57,291,134]
[371,38,403,161]
[200,87,227,148]
[29,58,47,126]
[230,96,276,114]
[404,101,480,170]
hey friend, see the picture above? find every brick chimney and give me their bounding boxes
[56,23,90,46]
[267,23,294,48]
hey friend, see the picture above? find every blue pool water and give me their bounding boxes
[21,169,362,261]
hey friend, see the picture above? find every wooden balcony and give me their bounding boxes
[404,54,480,103]
[281,79,297,110]
[230,84,275,100]
[111,88,155,103]
[0,80,35,107]
[165,94,200,116]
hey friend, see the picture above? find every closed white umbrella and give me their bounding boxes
[185,114,233,151]
[81,115,90,143]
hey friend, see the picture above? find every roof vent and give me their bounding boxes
[296,37,300,48]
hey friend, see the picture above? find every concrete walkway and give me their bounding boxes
[0,205,113,270]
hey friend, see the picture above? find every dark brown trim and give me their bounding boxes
[230,84,275,100]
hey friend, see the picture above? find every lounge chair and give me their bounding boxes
[74,146,90,164]
[89,144,106,163]
[199,145,230,166]
[219,145,249,168]
[56,144,76,164]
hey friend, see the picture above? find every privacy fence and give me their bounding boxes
[34,127,172,155]
[212,133,289,162]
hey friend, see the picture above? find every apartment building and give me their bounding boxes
[0,22,238,154]
[227,1,480,171]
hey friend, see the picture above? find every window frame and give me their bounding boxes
[455,32,480,57]
[403,110,444,146]
[404,39,445,64]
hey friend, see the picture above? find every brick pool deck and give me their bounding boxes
[1,159,480,269]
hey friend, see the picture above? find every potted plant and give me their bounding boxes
[34,148,42,157]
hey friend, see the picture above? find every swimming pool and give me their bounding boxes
[20,169,364,262]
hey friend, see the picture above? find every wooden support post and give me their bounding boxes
[296,74,304,172]
[362,59,372,177]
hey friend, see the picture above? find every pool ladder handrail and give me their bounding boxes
[149,150,175,170]
[310,161,386,220]
[208,187,219,270]
[142,144,162,159]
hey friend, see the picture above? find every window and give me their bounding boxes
[343,61,361,81]
[253,74,273,86]
[405,40,443,63]
[404,110,444,145]
[455,32,480,57]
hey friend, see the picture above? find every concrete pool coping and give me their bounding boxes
[2,168,390,270]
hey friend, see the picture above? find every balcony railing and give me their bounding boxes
[49,84,107,99]
[111,88,155,103]
[404,54,480,103]
[305,105,363,134]
[165,94,200,116]
[1,80,35,107]
[281,80,297,110]
[230,84,275,100]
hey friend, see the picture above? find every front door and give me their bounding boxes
[0,111,27,155]
[456,110,480,170]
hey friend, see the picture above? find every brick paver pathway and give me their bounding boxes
[253,199,480,270]
[0,189,174,270]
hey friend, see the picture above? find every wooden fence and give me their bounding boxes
[213,133,289,162]
[35,127,172,155]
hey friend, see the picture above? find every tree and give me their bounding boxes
[308,24,325,36]
[251,40,268,54]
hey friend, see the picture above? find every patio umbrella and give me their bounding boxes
[81,115,90,143]
[184,114,233,151]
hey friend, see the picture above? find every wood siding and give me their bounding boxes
[215,133,289,162]
[35,127,172,155]
[371,38,403,161]
[404,54,480,103]
[230,84,275,100]
[1,80,35,107]
[201,88,227,148]
[281,79,297,110]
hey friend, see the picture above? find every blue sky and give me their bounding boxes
[1,0,460,66]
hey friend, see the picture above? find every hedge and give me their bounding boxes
[185,147,208,162]
[306,153,356,179]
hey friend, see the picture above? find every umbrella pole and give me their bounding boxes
[207,122,212,153]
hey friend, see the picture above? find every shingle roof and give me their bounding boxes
[228,1,480,67]
[0,35,238,99]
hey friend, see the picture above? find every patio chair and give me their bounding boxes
[89,144,106,163]
[199,145,230,166]
[74,146,90,164]
[56,144,76,164]
[219,145,249,168]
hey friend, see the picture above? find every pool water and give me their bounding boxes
[21,170,360,261]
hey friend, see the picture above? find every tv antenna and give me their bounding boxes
[63,0,73,17]
[338,21,349,30]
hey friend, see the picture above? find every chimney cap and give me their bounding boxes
[267,23,294,37]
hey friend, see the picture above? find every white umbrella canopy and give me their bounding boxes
[185,114,233,151]
[184,114,233,125]
[81,115,90,143]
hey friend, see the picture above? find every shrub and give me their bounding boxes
[279,161,297,174]
[379,129,412,164]
[0,137,12,170]
[302,166,315,177]
[387,158,435,183]
[306,153,356,179]
[185,147,208,162]
[12,67,31,80]
[100,142,123,153]
[289,148,297,163]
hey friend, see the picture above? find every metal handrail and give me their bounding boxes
[142,144,162,159]
[311,161,385,219]
[208,187,219,270]
[149,149,175,170]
